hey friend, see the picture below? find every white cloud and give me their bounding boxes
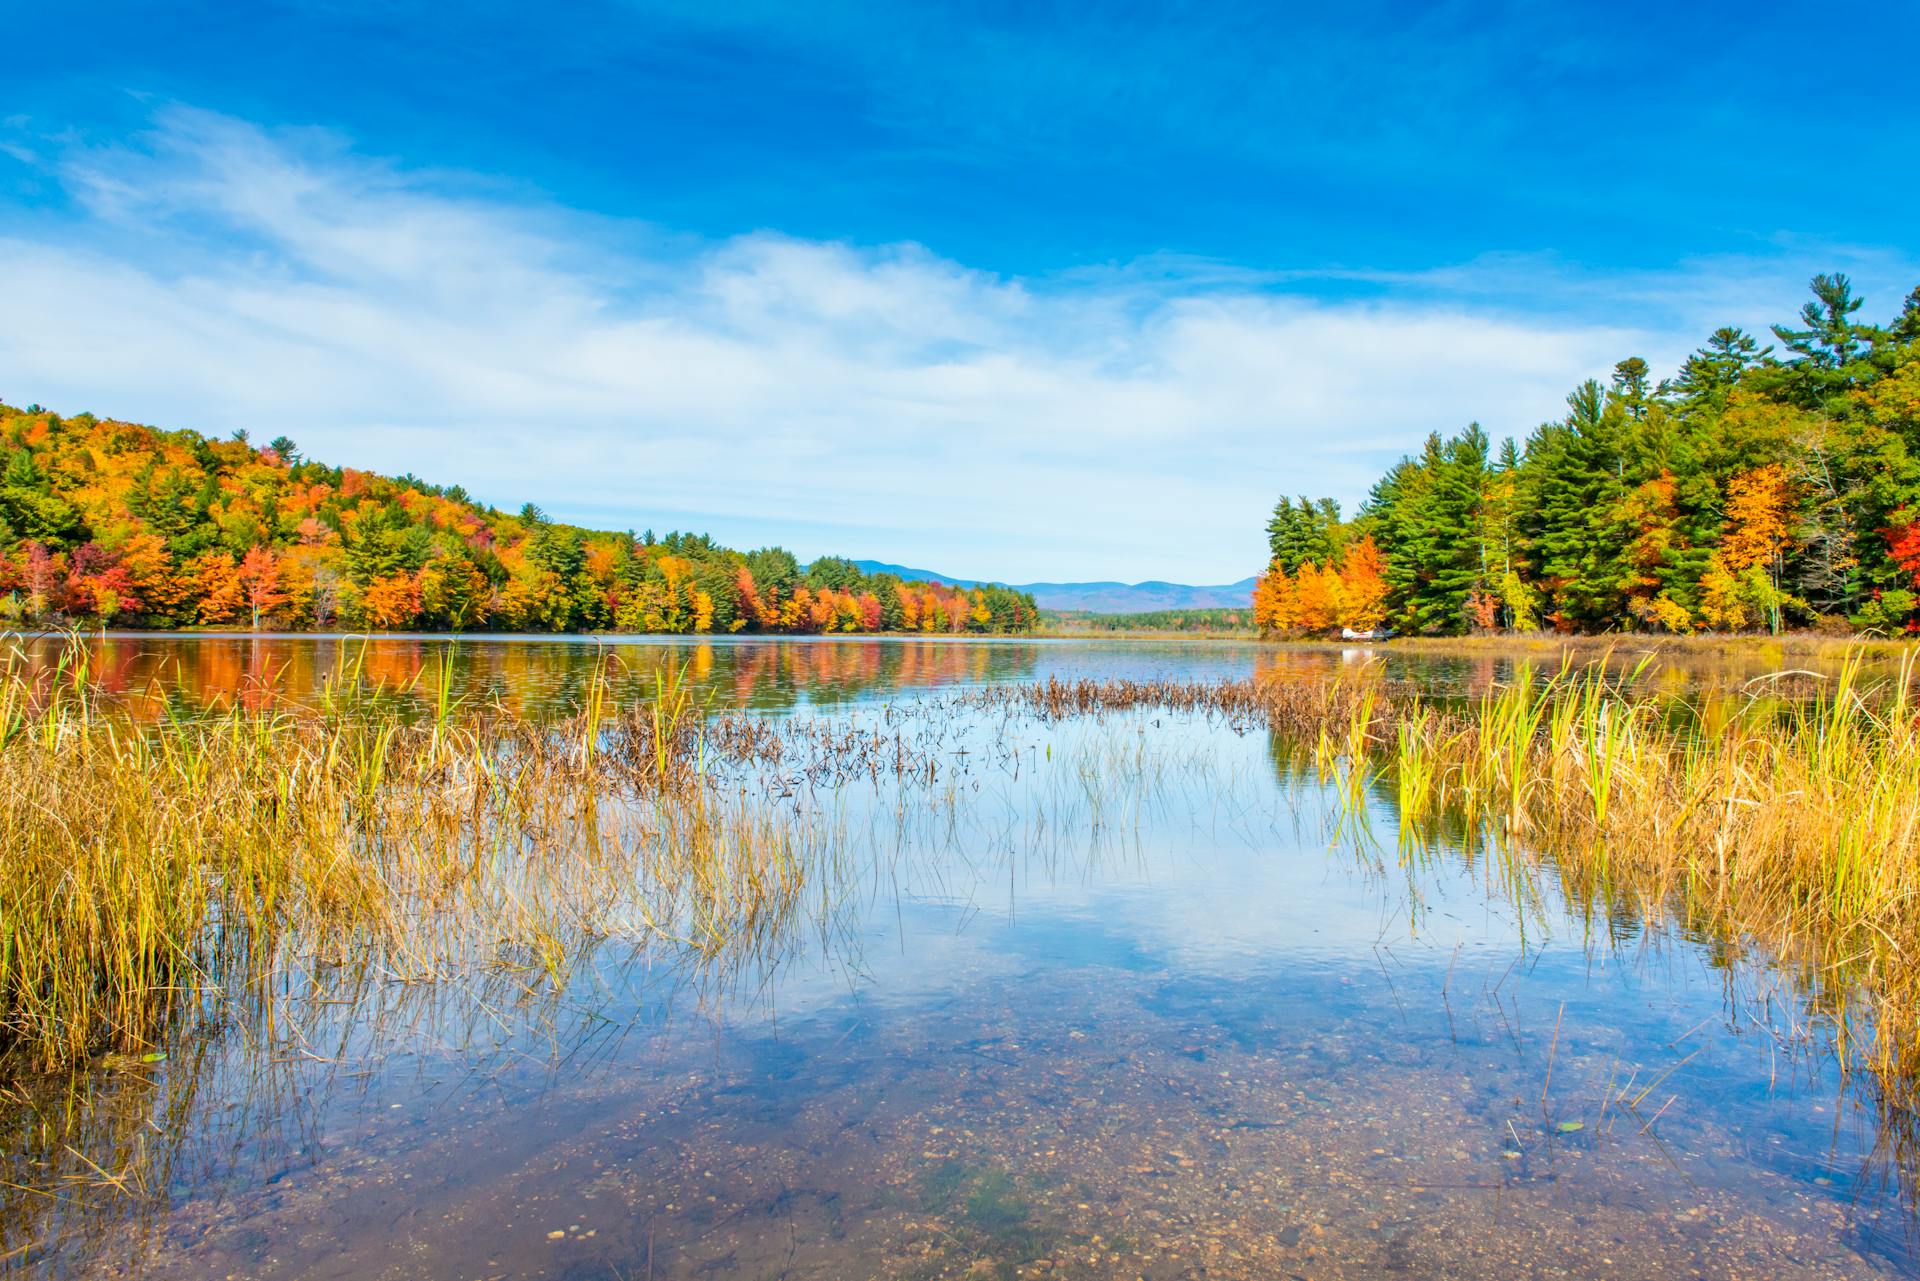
[0,108,1906,582]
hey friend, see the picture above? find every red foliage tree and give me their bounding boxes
[1888,513,1920,588]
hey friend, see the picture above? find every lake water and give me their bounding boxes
[4,636,1915,1279]
[16,630,1882,719]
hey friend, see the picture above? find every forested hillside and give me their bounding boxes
[0,407,1037,634]
[1256,275,1920,636]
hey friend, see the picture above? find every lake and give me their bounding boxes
[3,635,1914,1279]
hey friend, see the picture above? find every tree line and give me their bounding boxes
[1255,275,1920,636]
[0,407,1037,635]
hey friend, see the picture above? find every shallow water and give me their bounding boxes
[4,637,1916,1279]
[15,631,1894,720]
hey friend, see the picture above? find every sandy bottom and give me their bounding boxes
[80,964,1910,1281]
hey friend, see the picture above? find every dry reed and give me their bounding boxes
[0,640,822,1073]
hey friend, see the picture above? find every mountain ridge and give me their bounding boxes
[850,560,1256,613]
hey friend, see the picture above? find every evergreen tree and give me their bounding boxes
[343,503,432,583]
[1670,328,1770,406]
[805,556,864,591]
[1264,496,1341,572]
[1767,273,1878,404]
[1260,273,1920,635]
[1522,382,1627,626]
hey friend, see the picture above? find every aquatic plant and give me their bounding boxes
[1305,650,1920,1108]
[0,638,828,1073]
[945,659,1920,1109]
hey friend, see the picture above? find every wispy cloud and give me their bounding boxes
[0,108,1907,581]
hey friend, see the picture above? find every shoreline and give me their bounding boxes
[10,625,1916,654]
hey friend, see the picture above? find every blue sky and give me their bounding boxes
[3,1,1917,582]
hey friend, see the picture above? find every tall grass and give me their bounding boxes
[954,660,1920,1098]
[1302,650,1920,1102]
[9,641,1920,1093]
[954,663,1920,984]
[0,639,817,1073]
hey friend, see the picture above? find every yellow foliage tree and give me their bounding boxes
[1251,561,1297,634]
[1292,561,1339,633]
[1720,464,1793,573]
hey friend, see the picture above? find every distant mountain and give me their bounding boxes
[848,559,982,588]
[849,560,1256,614]
[1014,578,1259,613]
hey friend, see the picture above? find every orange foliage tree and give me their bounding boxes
[1336,535,1390,632]
[193,551,246,625]
[1720,464,1793,574]
[238,547,287,629]
[1255,538,1394,637]
[360,573,423,630]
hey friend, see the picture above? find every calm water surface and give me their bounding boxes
[4,636,1915,1279]
[21,630,1887,718]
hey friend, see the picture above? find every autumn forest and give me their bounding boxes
[0,406,1038,635]
[11,276,1920,642]
[1256,275,1920,637]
